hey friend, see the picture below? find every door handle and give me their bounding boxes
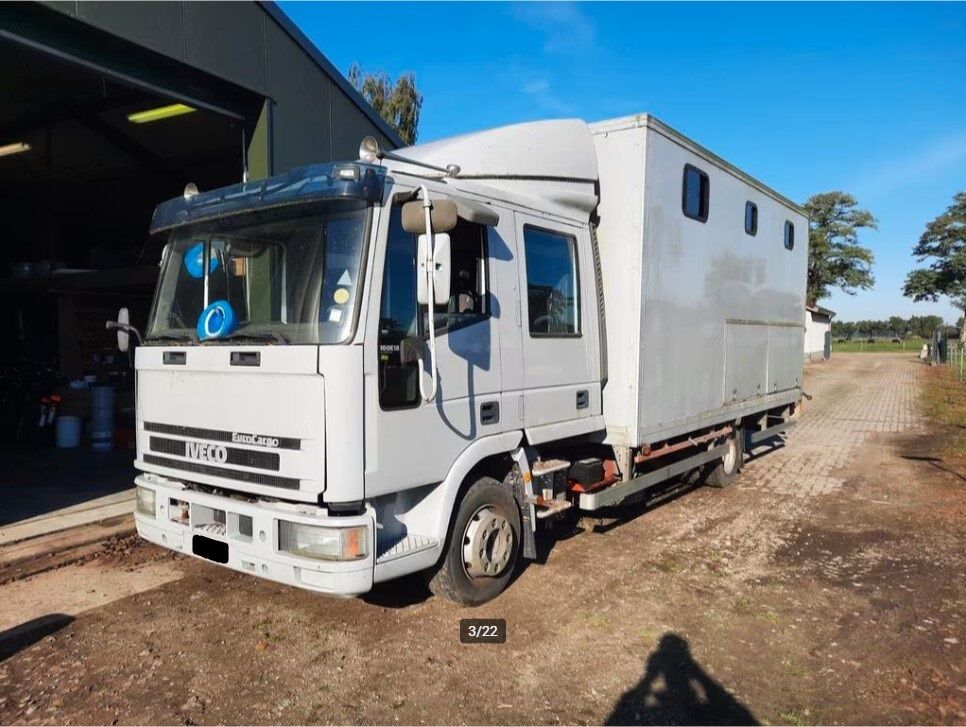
[163,351,186,365]
[576,389,589,410]
[480,401,500,425]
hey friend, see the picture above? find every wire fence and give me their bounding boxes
[947,345,966,381]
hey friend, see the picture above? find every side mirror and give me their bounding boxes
[416,233,450,306]
[401,199,458,234]
[106,307,142,351]
[115,307,131,352]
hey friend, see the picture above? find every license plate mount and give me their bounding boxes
[192,534,229,564]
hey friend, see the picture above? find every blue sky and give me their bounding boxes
[281,1,966,323]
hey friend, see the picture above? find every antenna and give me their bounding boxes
[358,136,460,178]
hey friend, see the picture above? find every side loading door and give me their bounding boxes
[513,211,602,438]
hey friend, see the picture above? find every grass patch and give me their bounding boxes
[831,338,926,353]
[734,596,753,614]
[778,707,812,726]
[921,363,966,461]
[756,610,781,623]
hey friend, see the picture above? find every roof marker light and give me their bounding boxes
[127,103,196,124]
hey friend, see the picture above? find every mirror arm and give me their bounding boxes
[106,320,143,346]
[418,185,438,402]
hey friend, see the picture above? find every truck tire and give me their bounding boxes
[427,476,521,605]
[706,432,741,488]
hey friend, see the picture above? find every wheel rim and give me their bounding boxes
[722,437,738,473]
[462,506,514,579]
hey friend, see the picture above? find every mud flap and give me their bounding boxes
[509,448,538,560]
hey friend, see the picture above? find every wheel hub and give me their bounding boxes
[462,506,513,578]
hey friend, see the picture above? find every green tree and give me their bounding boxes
[803,192,877,304]
[348,64,422,145]
[903,192,966,341]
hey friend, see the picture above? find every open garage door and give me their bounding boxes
[0,35,263,536]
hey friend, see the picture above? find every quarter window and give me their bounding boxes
[682,164,710,222]
[523,226,579,336]
[744,201,758,236]
[784,220,795,250]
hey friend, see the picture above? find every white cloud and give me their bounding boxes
[852,132,966,200]
[509,2,596,54]
[521,78,575,114]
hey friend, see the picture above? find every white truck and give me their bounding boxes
[117,114,807,604]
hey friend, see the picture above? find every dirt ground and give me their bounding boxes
[0,353,963,726]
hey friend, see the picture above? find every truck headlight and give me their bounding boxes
[135,486,156,518]
[278,521,369,561]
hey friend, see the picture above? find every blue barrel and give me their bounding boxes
[55,416,82,448]
[89,384,115,451]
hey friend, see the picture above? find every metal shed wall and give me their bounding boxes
[33,1,401,173]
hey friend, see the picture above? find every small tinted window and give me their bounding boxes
[784,220,795,250]
[744,201,758,236]
[524,226,579,336]
[682,164,710,222]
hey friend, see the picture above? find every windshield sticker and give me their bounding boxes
[197,300,237,340]
[333,287,350,305]
[183,242,220,279]
[328,307,344,323]
[337,270,353,286]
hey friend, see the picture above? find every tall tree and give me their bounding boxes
[804,192,877,304]
[903,192,966,341]
[348,64,422,146]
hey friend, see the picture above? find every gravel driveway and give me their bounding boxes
[0,353,963,725]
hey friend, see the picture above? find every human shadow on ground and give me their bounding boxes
[606,633,758,726]
[0,613,74,662]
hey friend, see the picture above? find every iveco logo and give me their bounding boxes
[186,441,228,463]
[231,432,280,448]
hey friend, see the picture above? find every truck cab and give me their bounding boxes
[131,120,606,604]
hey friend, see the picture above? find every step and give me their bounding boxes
[376,534,439,564]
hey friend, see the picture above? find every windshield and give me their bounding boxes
[146,200,370,345]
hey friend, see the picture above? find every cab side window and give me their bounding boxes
[377,205,490,409]
[523,225,580,336]
[427,217,488,333]
[378,207,420,409]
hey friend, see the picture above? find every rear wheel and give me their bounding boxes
[706,431,741,488]
[427,476,521,605]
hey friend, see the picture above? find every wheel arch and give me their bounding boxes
[428,431,523,545]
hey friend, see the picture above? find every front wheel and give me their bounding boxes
[426,476,521,605]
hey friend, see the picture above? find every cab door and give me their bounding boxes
[364,198,504,498]
[513,211,601,437]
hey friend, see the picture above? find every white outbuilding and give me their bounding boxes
[805,304,835,361]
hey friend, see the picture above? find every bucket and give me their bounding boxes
[55,416,82,448]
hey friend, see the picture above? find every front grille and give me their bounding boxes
[148,436,280,471]
[142,454,300,490]
[143,421,300,451]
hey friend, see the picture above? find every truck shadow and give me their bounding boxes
[606,632,758,725]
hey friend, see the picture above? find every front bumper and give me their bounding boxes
[133,473,374,597]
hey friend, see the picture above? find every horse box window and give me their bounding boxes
[682,164,710,222]
[784,220,795,250]
[744,201,758,236]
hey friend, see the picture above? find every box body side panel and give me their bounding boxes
[636,127,807,441]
